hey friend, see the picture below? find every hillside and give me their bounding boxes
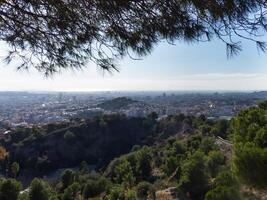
[1,113,228,177]
[3,115,152,174]
[0,101,267,200]
[97,97,137,111]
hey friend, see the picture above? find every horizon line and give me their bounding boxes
[0,89,266,93]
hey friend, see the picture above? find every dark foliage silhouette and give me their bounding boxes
[0,0,266,75]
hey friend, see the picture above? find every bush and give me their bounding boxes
[163,156,180,177]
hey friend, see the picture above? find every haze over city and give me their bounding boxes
[1,39,267,91]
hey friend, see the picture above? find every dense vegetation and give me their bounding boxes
[0,101,267,199]
[98,97,137,111]
[1,114,155,175]
[231,101,267,188]
[1,134,231,200]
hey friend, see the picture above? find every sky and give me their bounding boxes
[0,39,267,91]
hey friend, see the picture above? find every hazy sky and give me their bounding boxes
[0,39,267,91]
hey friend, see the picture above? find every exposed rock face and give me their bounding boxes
[154,187,180,200]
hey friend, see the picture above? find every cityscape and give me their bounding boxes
[0,1,267,199]
[0,91,266,133]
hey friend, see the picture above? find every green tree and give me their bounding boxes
[207,151,225,178]
[199,137,217,154]
[186,134,203,152]
[136,146,152,180]
[0,179,22,200]
[167,140,186,156]
[178,151,209,198]
[233,144,267,187]
[163,140,186,177]
[114,159,135,187]
[231,101,267,188]
[163,156,180,176]
[29,178,52,200]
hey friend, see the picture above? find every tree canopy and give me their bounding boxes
[0,0,267,75]
[231,101,267,188]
